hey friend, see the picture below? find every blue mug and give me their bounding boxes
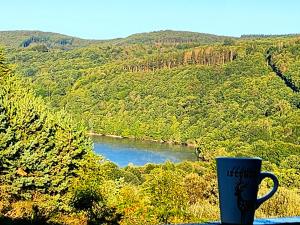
[216,157,279,225]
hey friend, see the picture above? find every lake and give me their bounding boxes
[92,135,197,167]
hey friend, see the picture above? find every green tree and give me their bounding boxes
[0,50,93,198]
[143,168,189,224]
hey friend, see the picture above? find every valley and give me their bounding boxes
[0,30,300,225]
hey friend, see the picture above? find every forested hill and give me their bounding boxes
[3,30,298,48]
[1,30,300,165]
[110,30,235,45]
[0,30,234,49]
[0,30,98,49]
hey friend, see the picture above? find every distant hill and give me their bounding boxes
[111,30,235,45]
[2,30,300,50]
[240,33,300,39]
[0,30,98,49]
[0,30,235,49]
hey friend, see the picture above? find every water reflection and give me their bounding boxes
[92,135,196,167]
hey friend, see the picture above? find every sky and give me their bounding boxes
[0,0,299,40]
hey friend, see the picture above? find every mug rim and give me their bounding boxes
[216,156,262,161]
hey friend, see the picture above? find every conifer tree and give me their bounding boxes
[0,49,93,198]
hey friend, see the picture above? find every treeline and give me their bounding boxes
[0,30,233,50]
[116,30,234,45]
[241,34,300,39]
[0,30,95,49]
[21,35,73,48]
[122,46,237,72]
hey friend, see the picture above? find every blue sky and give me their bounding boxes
[0,0,299,40]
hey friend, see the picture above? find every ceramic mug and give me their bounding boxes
[216,157,279,225]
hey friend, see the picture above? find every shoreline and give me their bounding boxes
[87,132,124,139]
[86,132,196,148]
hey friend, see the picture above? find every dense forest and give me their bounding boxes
[0,30,300,224]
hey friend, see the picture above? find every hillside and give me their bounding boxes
[1,30,300,224]
[111,30,235,45]
[0,30,233,49]
[1,30,300,164]
[0,30,98,49]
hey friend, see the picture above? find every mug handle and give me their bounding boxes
[256,172,279,209]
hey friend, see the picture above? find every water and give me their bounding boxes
[92,135,197,167]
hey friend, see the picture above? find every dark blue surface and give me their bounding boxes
[254,217,300,224]
[177,216,300,224]
[92,136,196,167]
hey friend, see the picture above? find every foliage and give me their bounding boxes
[0,50,94,200]
[0,31,300,225]
[257,187,300,217]
[117,30,235,45]
[143,167,189,223]
[4,33,299,170]
[0,31,94,49]
[71,185,122,225]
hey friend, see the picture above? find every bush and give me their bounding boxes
[257,186,300,217]
[71,185,122,225]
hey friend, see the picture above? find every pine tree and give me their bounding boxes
[0,50,94,198]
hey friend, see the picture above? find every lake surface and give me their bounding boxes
[92,135,196,167]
